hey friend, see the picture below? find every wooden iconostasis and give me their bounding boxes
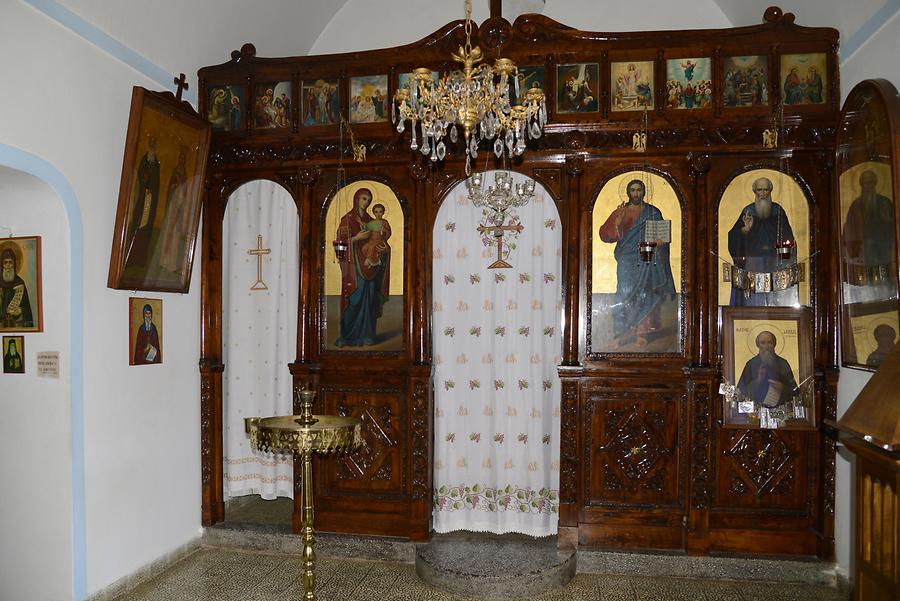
[197,8,845,558]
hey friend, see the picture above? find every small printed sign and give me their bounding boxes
[36,351,59,378]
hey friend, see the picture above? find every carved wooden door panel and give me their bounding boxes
[715,429,809,510]
[319,387,405,498]
[585,389,684,507]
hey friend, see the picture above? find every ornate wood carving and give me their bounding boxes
[337,401,397,481]
[688,152,711,178]
[532,168,562,200]
[434,171,464,204]
[319,387,404,498]
[603,464,623,491]
[297,166,320,186]
[276,173,298,189]
[602,406,670,482]
[559,379,579,504]
[584,387,683,508]
[764,6,784,21]
[823,436,836,516]
[823,373,839,516]
[729,476,748,495]
[690,382,712,509]
[409,158,430,182]
[723,430,794,496]
[199,375,212,486]
[479,17,511,51]
[564,154,584,176]
[204,125,838,171]
[410,380,430,500]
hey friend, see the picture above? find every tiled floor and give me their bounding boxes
[113,547,848,601]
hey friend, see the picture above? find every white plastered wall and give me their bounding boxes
[0,167,72,601]
[0,2,201,597]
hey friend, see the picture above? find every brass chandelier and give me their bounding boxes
[392,0,547,174]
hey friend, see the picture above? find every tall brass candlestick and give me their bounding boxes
[245,389,362,600]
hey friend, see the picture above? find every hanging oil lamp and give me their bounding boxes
[775,238,795,261]
[639,240,658,263]
[331,121,350,262]
[332,239,349,262]
[771,103,795,264]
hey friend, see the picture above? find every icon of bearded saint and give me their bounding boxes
[0,247,34,329]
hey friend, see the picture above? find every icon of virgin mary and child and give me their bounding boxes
[334,188,392,347]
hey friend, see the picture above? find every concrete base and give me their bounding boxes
[203,522,417,563]
[415,533,577,599]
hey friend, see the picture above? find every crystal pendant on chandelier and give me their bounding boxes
[391,0,546,174]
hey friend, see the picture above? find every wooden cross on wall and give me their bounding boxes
[248,234,271,291]
[477,220,524,269]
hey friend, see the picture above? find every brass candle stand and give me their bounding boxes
[245,389,362,601]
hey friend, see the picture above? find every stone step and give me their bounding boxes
[415,533,576,599]
[203,522,416,563]
[204,523,842,597]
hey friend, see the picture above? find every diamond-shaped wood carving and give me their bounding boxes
[338,401,397,481]
[600,407,670,490]
[724,430,794,495]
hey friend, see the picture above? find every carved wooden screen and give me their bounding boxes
[197,7,839,557]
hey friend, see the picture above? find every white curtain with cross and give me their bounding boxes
[432,171,562,536]
[222,180,299,500]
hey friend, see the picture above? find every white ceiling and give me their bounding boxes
[54,0,346,79]
[43,0,897,87]
[714,0,887,38]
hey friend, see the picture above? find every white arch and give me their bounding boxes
[0,143,85,600]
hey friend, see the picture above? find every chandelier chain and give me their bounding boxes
[464,0,473,54]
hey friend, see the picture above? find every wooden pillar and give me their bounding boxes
[562,155,584,366]
[688,152,711,366]
[685,370,715,554]
[815,149,838,559]
[556,368,582,549]
[408,158,434,541]
[410,158,430,364]
[558,155,585,549]
[408,366,434,541]
[296,167,320,363]
[200,180,225,526]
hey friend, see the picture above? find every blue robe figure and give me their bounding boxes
[598,180,677,347]
[727,178,797,306]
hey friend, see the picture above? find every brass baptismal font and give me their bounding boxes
[245,390,362,600]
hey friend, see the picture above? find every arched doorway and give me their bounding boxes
[0,147,82,601]
[430,171,563,536]
[221,179,299,519]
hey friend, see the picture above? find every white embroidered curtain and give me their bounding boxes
[432,171,562,536]
[222,180,299,500]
